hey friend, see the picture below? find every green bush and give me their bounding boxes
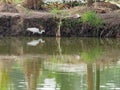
[62,18,81,29]
[81,11,103,27]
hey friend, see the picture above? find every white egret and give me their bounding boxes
[27,39,45,46]
[27,27,45,34]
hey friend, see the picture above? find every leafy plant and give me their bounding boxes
[62,18,81,30]
[81,11,103,27]
[50,7,62,18]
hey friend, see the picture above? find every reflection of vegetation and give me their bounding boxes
[0,70,11,90]
[0,38,120,56]
[0,38,120,90]
[0,54,120,90]
[22,59,43,90]
[11,68,25,90]
[81,47,102,63]
[87,64,93,90]
[100,65,120,88]
[10,38,23,55]
[0,38,23,55]
[56,73,82,90]
[96,63,100,90]
[0,60,14,90]
[56,38,64,61]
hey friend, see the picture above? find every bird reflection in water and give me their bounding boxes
[27,38,45,46]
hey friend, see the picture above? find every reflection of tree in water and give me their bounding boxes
[86,63,101,90]
[56,38,65,61]
[55,38,102,90]
[22,58,43,90]
[87,64,93,90]
[79,40,102,90]
[0,38,120,90]
[81,39,120,90]
[96,63,100,90]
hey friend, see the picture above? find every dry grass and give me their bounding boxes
[99,10,120,24]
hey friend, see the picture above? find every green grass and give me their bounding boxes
[14,0,24,4]
[81,11,103,27]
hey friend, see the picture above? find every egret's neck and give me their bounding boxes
[38,30,45,34]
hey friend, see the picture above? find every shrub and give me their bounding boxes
[81,11,103,27]
[62,18,81,30]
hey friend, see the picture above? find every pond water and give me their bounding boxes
[0,37,120,90]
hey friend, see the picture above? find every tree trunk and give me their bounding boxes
[56,18,62,37]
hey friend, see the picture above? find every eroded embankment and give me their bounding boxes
[0,11,120,37]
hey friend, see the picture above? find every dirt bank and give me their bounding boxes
[0,6,120,37]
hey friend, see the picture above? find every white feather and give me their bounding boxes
[27,27,45,34]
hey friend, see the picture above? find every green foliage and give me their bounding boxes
[81,11,103,27]
[50,7,62,17]
[62,18,81,29]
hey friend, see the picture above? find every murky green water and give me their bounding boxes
[0,37,120,90]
